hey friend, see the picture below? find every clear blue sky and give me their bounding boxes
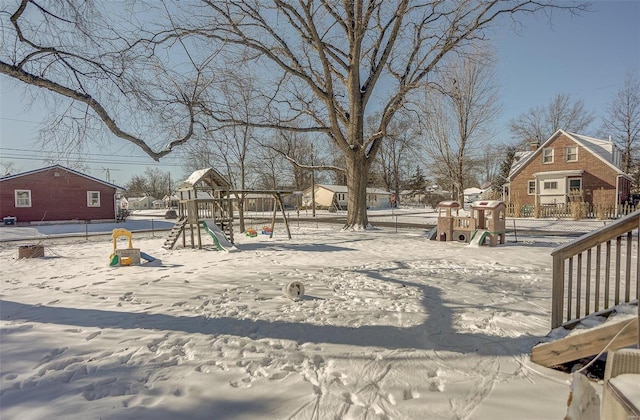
[1,0,639,186]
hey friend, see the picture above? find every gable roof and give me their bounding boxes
[181,168,231,190]
[127,196,157,202]
[508,129,629,180]
[0,164,125,189]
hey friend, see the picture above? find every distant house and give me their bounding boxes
[162,194,179,208]
[463,187,484,203]
[0,164,124,223]
[238,192,277,212]
[302,184,392,210]
[505,130,632,208]
[126,195,156,211]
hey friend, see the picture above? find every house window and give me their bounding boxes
[528,180,536,195]
[568,178,583,201]
[543,181,558,190]
[565,146,578,162]
[15,190,32,207]
[542,148,554,164]
[87,191,101,207]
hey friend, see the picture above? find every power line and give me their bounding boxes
[0,153,186,167]
[0,146,184,160]
[0,147,187,167]
[0,116,43,124]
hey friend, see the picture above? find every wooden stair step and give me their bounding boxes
[531,317,638,368]
[162,217,187,249]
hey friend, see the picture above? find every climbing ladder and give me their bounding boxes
[163,216,187,249]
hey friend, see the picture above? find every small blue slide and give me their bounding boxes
[140,252,156,262]
[201,220,238,252]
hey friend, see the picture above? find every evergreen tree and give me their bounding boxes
[407,167,427,194]
[494,147,517,193]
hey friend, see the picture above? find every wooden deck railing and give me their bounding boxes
[551,209,640,329]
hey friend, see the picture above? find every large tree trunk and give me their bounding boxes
[344,150,371,230]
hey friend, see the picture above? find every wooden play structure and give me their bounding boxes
[436,200,506,246]
[163,168,293,250]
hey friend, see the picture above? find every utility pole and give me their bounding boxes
[311,144,316,217]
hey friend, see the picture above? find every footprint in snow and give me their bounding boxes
[85,331,101,341]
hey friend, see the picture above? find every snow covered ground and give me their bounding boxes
[0,212,607,419]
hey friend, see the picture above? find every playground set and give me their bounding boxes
[435,200,506,246]
[162,168,293,252]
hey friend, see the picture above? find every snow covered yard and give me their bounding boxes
[1,225,579,419]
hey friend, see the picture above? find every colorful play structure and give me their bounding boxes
[162,168,293,251]
[109,228,156,266]
[436,200,506,246]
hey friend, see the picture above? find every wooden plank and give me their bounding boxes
[531,317,638,368]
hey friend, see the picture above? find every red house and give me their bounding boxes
[0,165,124,224]
[506,130,632,209]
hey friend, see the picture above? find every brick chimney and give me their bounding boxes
[529,141,539,151]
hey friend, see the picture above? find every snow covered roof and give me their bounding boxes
[463,187,484,195]
[127,196,156,202]
[181,168,231,190]
[437,200,460,208]
[508,150,535,178]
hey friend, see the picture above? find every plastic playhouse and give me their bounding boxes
[436,200,506,246]
[469,200,506,246]
[109,228,156,266]
[436,201,465,242]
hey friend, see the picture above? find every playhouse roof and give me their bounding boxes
[181,168,231,190]
[470,200,505,210]
[437,201,460,208]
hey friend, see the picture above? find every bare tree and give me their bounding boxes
[190,1,587,228]
[0,161,20,176]
[368,111,421,202]
[1,0,588,229]
[509,93,595,146]
[183,64,275,231]
[417,50,501,206]
[125,175,149,197]
[0,1,205,160]
[124,169,170,198]
[477,147,503,186]
[601,71,640,176]
[267,131,316,191]
[143,168,171,199]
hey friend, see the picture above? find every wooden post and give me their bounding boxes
[551,253,565,328]
[276,192,292,239]
[226,191,234,244]
[270,196,277,239]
